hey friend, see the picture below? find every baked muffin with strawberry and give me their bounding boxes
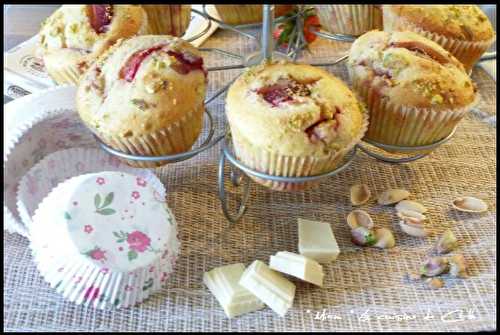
[226,61,368,191]
[141,5,191,36]
[348,30,478,147]
[215,5,293,25]
[314,5,382,36]
[77,35,207,168]
[38,5,147,85]
[383,5,495,72]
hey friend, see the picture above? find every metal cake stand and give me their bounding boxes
[94,5,473,223]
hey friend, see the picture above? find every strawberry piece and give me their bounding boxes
[166,50,207,77]
[257,84,294,107]
[120,45,164,82]
[88,5,113,34]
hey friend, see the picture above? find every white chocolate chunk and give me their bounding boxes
[269,251,324,287]
[298,219,340,263]
[203,263,265,318]
[239,260,296,317]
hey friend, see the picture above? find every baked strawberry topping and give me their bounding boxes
[257,78,311,107]
[305,107,342,144]
[166,50,207,77]
[389,41,451,65]
[88,5,113,34]
[120,45,165,82]
[120,46,206,82]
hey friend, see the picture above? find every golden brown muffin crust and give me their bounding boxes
[385,5,494,41]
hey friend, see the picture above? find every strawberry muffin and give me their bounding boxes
[383,5,495,72]
[348,30,478,147]
[77,35,207,168]
[38,5,147,85]
[226,61,368,191]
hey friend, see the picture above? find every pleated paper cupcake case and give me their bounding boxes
[231,110,369,191]
[94,106,204,168]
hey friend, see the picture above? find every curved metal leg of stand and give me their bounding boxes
[356,144,429,164]
[218,151,251,224]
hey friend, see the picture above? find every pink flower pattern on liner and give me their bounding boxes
[96,177,106,185]
[127,231,151,253]
[84,225,93,234]
[84,286,100,301]
[136,177,147,187]
[131,191,140,199]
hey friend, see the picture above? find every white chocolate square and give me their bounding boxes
[269,251,324,287]
[298,218,340,263]
[239,260,296,317]
[203,263,265,318]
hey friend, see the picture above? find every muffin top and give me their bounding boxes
[383,5,495,42]
[39,5,146,69]
[348,30,477,110]
[226,61,366,157]
[77,35,206,138]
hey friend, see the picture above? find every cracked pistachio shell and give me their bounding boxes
[395,200,427,214]
[373,227,396,249]
[347,209,374,230]
[377,189,410,205]
[396,209,426,221]
[350,184,371,206]
[434,229,458,254]
[452,197,488,213]
[399,218,430,237]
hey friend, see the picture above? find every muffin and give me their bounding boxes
[226,61,368,191]
[314,5,383,36]
[348,30,478,148]
[141,5,191,36]
[383,5,495,72]
[38,5,148,85]
[215,5,294,25]
[77,35,207,168]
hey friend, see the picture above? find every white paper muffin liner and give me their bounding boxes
[316,5,382,36]
[29,172,179,309]
[16,147,165,232]
[350,73,480,149]
[93,105,204,169]
[4,88,94,238]
[382,8,496,72]
[230,111,369,191]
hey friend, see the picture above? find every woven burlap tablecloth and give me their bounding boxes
[3,28,497,332]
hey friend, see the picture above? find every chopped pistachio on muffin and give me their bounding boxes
[38,5,148,85]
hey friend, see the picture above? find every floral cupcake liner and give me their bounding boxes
[29,172,179,309]
[94,105,205,168]
[316,5,382,36]
[16,147,164,233]
[350,73,479,149]
[382,9,496,72]
[229,112,369,191]
[142,5,191,36]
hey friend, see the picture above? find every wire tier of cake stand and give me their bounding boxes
[93,5,466,223]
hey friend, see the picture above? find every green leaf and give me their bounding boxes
[128,250,138,261]
[113,298,120,306]
[113,232,121,238]
[117,238,125,243]
[97,208,116,215]
[102,192,114,208]
[94,193,102,209]
[64,212,71,220]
